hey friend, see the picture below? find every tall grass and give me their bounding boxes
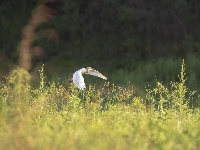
[0,62,200,150]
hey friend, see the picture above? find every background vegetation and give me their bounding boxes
[0,0,200,90]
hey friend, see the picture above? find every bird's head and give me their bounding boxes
[68,73,73,83]
[69,78,73,83]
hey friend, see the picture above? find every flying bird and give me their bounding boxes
[72,67,107,90]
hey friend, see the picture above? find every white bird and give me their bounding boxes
[72,67,107,90]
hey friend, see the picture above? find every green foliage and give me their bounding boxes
[0,64,200,149]
[146,61,199,119]
[107,54,200,95]
[1,1,200,95]
[1,0,200,68]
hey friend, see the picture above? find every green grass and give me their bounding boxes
[0,62,200,150]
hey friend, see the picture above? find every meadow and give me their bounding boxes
[1,1,200,149]
[0,61,199,150]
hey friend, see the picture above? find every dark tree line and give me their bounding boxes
[0,0,200,71]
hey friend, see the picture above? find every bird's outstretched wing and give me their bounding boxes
[83,67,107,80]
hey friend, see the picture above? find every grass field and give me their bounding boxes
[0,62,200,150]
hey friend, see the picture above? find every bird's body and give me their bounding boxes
[73,68,86,89]
[72,67,107,90]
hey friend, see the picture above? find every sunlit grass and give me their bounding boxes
[0,62,200,150]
